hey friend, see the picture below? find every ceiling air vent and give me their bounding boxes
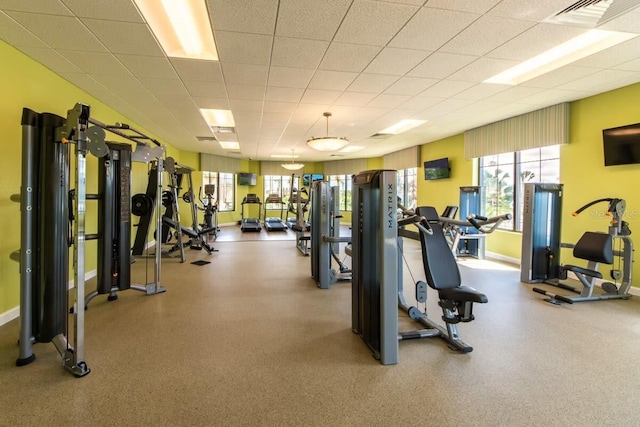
[196,136,217,142]
[210,126,235,134]
[368,133,393,139]
[545,0,639,26]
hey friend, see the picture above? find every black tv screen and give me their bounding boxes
[603,123,640,166]
[237,172,257,186]
[424,158,450,180]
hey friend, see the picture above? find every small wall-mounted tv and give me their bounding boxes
[237,172,257,186]
[424,158,450,180]
[302,173,324,186]
[603,123,640,166]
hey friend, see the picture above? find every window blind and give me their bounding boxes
[323,158,367,176]
[383,146,419,170]
[200,154,241,173]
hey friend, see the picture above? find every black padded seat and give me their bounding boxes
[438,285,488,304]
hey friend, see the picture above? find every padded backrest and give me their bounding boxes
[415,206,461,290]
[441,205,458,219]
[573,231,613,264]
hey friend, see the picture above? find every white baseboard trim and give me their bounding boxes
[1,269,97,328]
[485,251,520,266]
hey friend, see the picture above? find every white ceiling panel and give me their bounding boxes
[82,18,162,55]
[7,12,106,51]
[4,1,640,161]
[58,50,131,76]
[0,11,49,48]
[334,0,419,46]
[599,4,640,32]
[425,0,502,14]
[408,52,478,79]
[214,31,273,65]
[439,15,535,56]
[170,59,224,82]
[308,70,358,91]
[319,42,382,72]
[271,37,329,69]
[16,47,83,74]
[384,76,439,95]
[222,63,269,86]
[208,0,278,35]
[347,74,399,93]
[388,7,480,51]
[62,0,143,22]
[363,47,431,76]
[268,67,315,89]
[116,54,177,79]
[276,0,351,40]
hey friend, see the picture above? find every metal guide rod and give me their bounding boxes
[88,117,161,147]
[154,158,164,289]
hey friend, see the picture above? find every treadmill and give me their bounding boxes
[264,194,288,231]
[241,194,262,232]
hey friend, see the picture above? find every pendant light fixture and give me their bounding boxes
[306,112,349,152]
[281,149,304,171]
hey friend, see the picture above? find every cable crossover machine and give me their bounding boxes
[12,103,167,377]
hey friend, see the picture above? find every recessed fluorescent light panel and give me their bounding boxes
[134,0,218,60]
[218,141,239,150]
[378,119,427,135]
[200,109,235,127]
[485,29,637,85]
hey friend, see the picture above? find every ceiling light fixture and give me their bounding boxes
[484,29,637,85]
[134,0,218,60]
[218,141,239,150]
[307,112,349,152]
[199,109,235,127]
[378,119,427,135]
[282,149,305,171]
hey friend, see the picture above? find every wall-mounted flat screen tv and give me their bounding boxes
[424,158,450,180]
[603,123,640,166]
[302,173,324,186]
[237,172,257,186]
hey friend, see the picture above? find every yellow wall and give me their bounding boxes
[418,134,474,212]
[0,41,179,314]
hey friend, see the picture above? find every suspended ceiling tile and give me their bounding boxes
[419,80,476,98]
[448,57,519,82]
[82,18,163,55]
[483,86,546,103]
[363,47,431,76]
[366,94,412,109]
[300,89,342,105]
[271,37,329,69]
[16,46,83,73]
[91,73,150,94]
[388,7,480,51]
[265,86,305,103]
[488,0,581,21]
[115,54,177,79]
[319,42,382,72]
[170,59,224,82]
[308,70,359,91]
[275,0,351,40]
[0,0,71,15]
[487,23,587,61]
[518,66,601,89]
[208,0,278,35]
[516,88,596,106]
[192,97,231,110]
[333,91,378,107]
[183,80,227,98]
[214,31,273,65]
[439,15,535,56]
[451,83,510,101]
[398,96,445,110]
[0,11,48,48]
[58,50,131,75]
[226,84,267,101]
[556,68,640,91]
[614,57,640,71]
[334,0,419,46]
[62,0,143,22]
[347,73,399,93]
[222,63,269,86]
[425,0,502,14]
[408,52,478,79]
[384,76,439,96]
[599,5,640,32]
[263,101,297,114]
[229,99,263,112]
[139,77,189,97]
[268,67,315,89]
[7,12,106,51]
[572,36,640,69]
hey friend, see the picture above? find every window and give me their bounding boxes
[327,174,352,212]
[397,168,417,210]
[263,175,292,208]
[202,171,235,211]
[479,145,560,231]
